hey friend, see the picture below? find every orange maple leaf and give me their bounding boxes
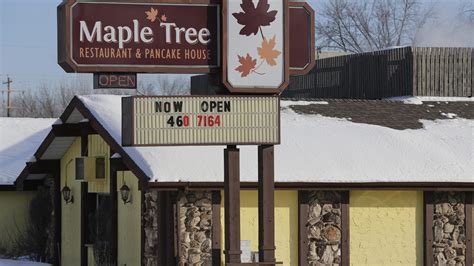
[161,14,167,22]
[257,35,281,66]
[145,7,158,22]
[235,54,257,77]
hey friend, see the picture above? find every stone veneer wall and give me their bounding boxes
[143,190,159,266]
[305,191,342,265]
[178,191,213,266]
[432,192,467,265]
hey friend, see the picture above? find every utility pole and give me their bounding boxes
[2,77,13,117]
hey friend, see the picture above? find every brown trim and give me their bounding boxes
[288,2,315,76]
[53,168,61,266]
[340,191,350,266]
[466,192,472,266]
[109,160,118,265]
[146,181,474,191]
[140,189,145,266]
[58,0,220,74]
[52,123,95,137]
[222,0,290,94]
[121,97,134,147]
[80,181,88,266]
[0,185,18,191]
[297,191,308,266]
[258,145,276,263]
[26,160,61,174]
[224,145,241,263]
[212,190,222,266]
[80,124,88,157]
[34,131,56,160]
[424,191,434,266]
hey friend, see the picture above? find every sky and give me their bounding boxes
[0,0,472,92]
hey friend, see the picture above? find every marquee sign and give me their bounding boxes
[222,0,289,94]
[122,96,280,146]
[58,0,220,73]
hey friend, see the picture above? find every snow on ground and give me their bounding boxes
[0,118,56,185]
[80,95,474,184]
[386,96,474,105]
[0,258,50,266]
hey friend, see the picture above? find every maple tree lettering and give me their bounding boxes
[160,23,211,45]
[80,20,154,49]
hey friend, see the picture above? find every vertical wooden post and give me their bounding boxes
[53,168,62,266]
[109,161,118,265]
[258,145,276,263]
[224,145,241,263]
[466,192,472,266]
[340,191,350,266]
[80,182,88,266]
[298,191,309,266]
[424,192,434,266]
[212,191,222,266]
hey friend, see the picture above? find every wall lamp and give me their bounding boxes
[62,159,74,204]
[120,173,132,204]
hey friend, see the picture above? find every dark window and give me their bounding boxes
[75,157,85,180]
[96,157,105,179]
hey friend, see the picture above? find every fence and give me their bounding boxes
[191,47,473,99]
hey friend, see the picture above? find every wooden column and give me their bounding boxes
[298,191,309,266]
[53,168,62,266]
[212,191,222,266]
[424,192,434,266]
[258,145,276,263]
[466,192,472,266]
[340,191,350,266]
[80,122,88,157]
[80,182,88,266]
[109,161,118,265]
[224,145,241,263]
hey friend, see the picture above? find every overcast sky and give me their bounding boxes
[0,0,472,91]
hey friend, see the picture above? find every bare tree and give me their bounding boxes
[316,0,430,53]
[138,75,190,96]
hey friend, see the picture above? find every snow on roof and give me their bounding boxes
[78,95,473,183]
[0,118,56,185]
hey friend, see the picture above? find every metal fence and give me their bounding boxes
[191,47,473,99]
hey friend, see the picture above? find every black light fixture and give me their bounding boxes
[61,185,74,204]
[62,159,74,204]
[120,182,132,204]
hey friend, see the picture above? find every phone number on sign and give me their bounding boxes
[166,115,221,127]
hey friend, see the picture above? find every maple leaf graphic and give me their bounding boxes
[232,0,278,36]
[257,35,281,66]
[145,7,158,22]
[161,14,167,22]
[235,54,257,77]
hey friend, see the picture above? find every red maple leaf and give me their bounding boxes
[235,53,257,77]
[232,0,278,36]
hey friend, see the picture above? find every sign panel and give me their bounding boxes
[93,73,137,89]
[122,96,280,146]
[58,0,220,74]
[222,0,289,94]
[289,2,315,75]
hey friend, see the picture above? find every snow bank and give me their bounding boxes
[79,95,473,184]
[386,96,474,105]
[0,118,55,185]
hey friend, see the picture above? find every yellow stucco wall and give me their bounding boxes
[350,190,424,265]
[0,191,36,251]
[117,171,141,266]
[220,190,298,265]
[61,137,82,266]
[87,135,110,194]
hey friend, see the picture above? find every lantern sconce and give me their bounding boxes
[120,172,132,204]
[62,159,74,204]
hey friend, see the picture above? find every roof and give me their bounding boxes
[0,118,56,185]
[26,95,471,185]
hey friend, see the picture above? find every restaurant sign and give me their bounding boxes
[122,96,280,146]
[58,0,220,73]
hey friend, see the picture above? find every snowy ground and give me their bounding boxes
[0,258,50,266]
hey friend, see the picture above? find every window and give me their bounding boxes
[75,157,85,181]
[95,157,105,179]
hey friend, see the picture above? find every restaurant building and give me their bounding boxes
[0,94,470,265]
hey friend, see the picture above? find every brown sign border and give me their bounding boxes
[289,1,315,76]
[58,0,221,74]
[221,0,290,94]
[122,95,281,147]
